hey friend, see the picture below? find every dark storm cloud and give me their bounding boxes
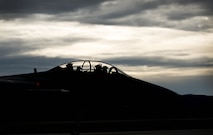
[165,0,213,20]
[0,0,212,31]
[98,1,161,20]
[175,0,213,10]
[150,0,213,14]
[0,0,109,19]
[104,56,213,68]
[0,0,107,13]
[56,0,213,31]
[0,0,212,19]
[96,0,213,20]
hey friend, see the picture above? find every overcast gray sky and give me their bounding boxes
[0,0,212,95]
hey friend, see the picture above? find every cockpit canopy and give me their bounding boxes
[49,60,128,76]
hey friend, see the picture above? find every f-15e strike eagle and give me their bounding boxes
[0,60,213,134]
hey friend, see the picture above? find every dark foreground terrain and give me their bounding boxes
[4,129,213,135]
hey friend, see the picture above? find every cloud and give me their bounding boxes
[1,0,211,17]
[45,0,212,32]
[104,56,213,68]
[0,0,212,31]
[175,0,213,12]
[0,0,109,14]
[0,19,212,60]
[0,40,27,56]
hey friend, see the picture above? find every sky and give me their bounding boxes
[0,0,212,95]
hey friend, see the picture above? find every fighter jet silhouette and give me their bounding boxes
[0,60,213,134]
